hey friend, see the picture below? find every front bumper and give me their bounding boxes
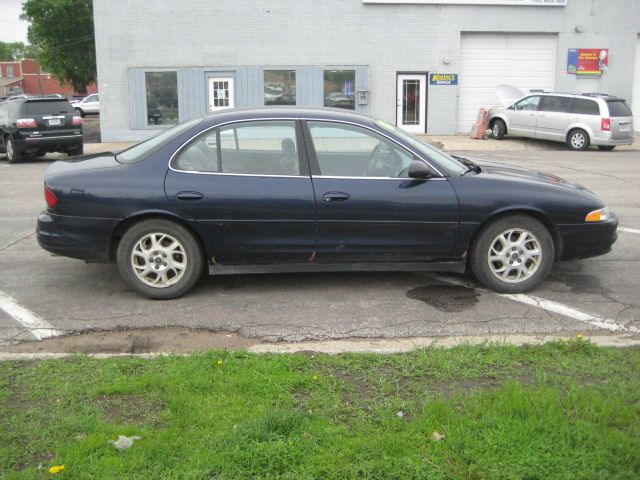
[37,211,120,263]
[557,214,618,260]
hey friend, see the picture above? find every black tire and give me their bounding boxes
[6,136,21,163]
[597,146,615,151]
[117,219,204,299]
[67,144,84,157]
[567,129,590,151]
[75,108,86,117]
[491,119,506,140]
[470,215,555,294]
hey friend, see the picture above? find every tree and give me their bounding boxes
[0,41,37,62]
[21,0,96,93]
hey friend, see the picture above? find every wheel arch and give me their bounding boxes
[108,211,210,263]
[565,124,593,143]
[466,208,563,264]
[489,115,508,134]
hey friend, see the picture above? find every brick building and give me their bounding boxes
[0,58,97,97]
[92,0,640,141]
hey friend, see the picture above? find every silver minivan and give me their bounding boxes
[488,85,634,151]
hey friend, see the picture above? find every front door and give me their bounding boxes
[208,77,235,112]
[304,121,459,262]
[509,95,541,137]
[396,74,427,133]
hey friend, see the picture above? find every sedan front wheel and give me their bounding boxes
[117,219,204,299]
[470,215,554,293]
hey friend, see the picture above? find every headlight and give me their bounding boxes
[585,206,610,222]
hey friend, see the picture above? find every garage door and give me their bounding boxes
[458,33,558,133]
[633,34,640,132]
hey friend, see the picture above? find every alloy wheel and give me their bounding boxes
[130,232,188,288]
[487,228,542,283]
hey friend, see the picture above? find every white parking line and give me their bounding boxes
[0,291,62,340]
[431,274,638,333]
[618,227,640,235]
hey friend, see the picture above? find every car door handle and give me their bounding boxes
[176,191,204,202]
[322,191,350,202]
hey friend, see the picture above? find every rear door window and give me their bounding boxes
[606,100,632,117]
[23,100,74,115]
[570,98,600,115]
[219,121,301,176]
[539,96,571,113]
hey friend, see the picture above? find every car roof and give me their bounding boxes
[531,92,624,101]
[201,106,375,127]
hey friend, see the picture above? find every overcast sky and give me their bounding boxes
[0,0,29,43]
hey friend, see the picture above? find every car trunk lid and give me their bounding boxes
[21,99,80,138]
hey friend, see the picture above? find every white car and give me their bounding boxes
[71,94,100,117]
[488,85,634,151]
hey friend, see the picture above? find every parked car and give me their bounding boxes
[488,85,634,151]
[37,107,617,299]
[0,97,83,163]
[72,93,99,117]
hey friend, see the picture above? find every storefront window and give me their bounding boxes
[145,71,179,126]
[264,70,296,105]
[323,70,356,110]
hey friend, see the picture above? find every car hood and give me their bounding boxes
[470,157,594,194]
[495,84,525,107]
[45,153,121,180]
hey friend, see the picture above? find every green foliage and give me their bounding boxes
[1,343,639,479]
[21,0,95,93]
[0,42,37,62]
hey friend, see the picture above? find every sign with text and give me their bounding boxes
[567,49,608,75]
[363,0,566,5]
[429,73,458,85]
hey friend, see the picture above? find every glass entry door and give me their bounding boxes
[396,74,427,133]
[208,77,235,112]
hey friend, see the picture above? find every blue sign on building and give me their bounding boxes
[429,73,458,86]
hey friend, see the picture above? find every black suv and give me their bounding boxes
[0,97,83,163]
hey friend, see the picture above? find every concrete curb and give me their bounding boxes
[2,332,639,360]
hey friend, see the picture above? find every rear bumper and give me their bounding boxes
[557,214,618,260]
[16,134,83,152]
[37,211,119,263]
[590,132,634,146]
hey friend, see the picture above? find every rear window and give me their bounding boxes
[606,100,632,117]
[570,98,600,115]
[23,100,74,115]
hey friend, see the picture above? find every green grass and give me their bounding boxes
[1,339,639,479]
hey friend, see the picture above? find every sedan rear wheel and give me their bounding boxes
[470,215,554,293]
[117,219,203,299]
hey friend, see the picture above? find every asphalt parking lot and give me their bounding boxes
[1,148,639,350]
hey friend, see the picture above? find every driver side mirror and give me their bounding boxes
[408,160,434,179]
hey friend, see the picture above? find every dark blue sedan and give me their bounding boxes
[37,108,618,299]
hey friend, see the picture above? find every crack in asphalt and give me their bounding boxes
[0,232,36,251]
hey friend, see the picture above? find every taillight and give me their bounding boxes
[44,185,58,209]
[601,118,611,131]
[16,118,37,128]
[72,116,82,126]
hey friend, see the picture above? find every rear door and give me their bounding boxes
[304,120,459,263]
[535,95,571,141]
[605,99,634,140]
[508,95,541,137]
[22,99,78,139]
[164,119,316,264]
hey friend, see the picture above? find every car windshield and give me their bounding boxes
[374,120,467,176]
[116,118,203,164]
